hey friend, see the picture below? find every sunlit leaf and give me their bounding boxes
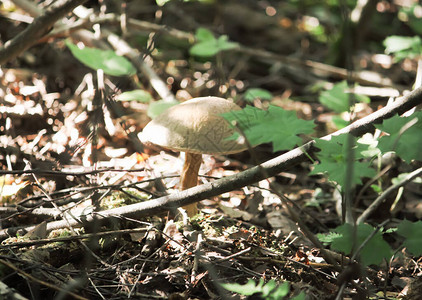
[221,279,265,296]
[147,99,180,119]
[66,40,136,76]
[116,90,152,102]
[384,35,421,54]
[190,28,238,58]
[319,81,370,113]
[195,27,216,42]
[221,105,315,152]
[244,88,273,102]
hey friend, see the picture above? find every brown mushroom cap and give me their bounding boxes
[140,97,247,155]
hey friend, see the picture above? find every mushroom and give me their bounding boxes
[140,96,247,216]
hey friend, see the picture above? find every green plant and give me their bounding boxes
[244,88,273,103]
[396,220,422,256]
[189,28,238,58]
[319,81,370,113]
[147,99,180,119]
[375,112,422,162]
[384,35,422,61]
[115,90,153,103]
[221,278,305,300]
[221,105,315,152]
[221,91,422,268]
[398,4,422,35]
[309,134,376,188]
[318,223,392,266]
[66,40,136,76]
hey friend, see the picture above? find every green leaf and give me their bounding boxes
[221,279,265,296]
[244,88,273,102]
[317,231,342,245]
[216,35,238,51]
[309,134,376,187]
[221,105,315,152]
[268,281,289,299]
[328,223,392,266]
[291,292,306,300]
[195,27,216,42]
[319,81,371,113]
[375,111,422,162]
[115,90,152,102]
[404,5,422,35]
[66,40,136,76]
[189,40,221,57]
[357,134,381,158]
[262,280,277,297]
[384,35,421,54]
[397,220,422,256]
[383,35,422,61]
[147,100,179,119]
[370,184,382,193]
[319,81,350,113]
[392,173,422,185]
[331,115,349,129]
[221,279,291,299]
[190,29,238,58]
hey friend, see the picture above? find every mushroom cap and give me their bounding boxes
[140,97,247,154]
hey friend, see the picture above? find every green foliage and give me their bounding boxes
[396,220,422,256]
[331,115,349,129]
[399,4,422,35]
[392,173,422,185]
[221,278,304,300]
[384,35,422,61]
[310,134,376,188]
[65,40,136,76]
[317,231,342,244]
[302,15,328,43]
[319,81,370,113]
[319,223,392,266]
[375,111,422,162]
[244,88,273,103]
[115,90,152,102]
[147,99,179,119]
[221,105,315,152]
[189,28,238,58]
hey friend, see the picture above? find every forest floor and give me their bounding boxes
[1,0,422,299]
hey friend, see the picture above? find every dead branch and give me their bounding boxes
[0,0,88,65]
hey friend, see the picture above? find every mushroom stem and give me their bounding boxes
[180,152,202,216]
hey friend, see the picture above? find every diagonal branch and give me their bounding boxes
[1,87,421,239]
[0,0,88,65]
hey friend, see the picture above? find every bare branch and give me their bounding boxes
[357,166,422,224]
[0,0,88,65]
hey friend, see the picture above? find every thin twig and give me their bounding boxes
[0,0,89,64]
[0,168,145,176]
[357,166,422,224]
[0,258,89,300]
[0,227,149,249]
[106,31,177,102]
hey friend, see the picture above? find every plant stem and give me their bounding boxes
[181,152,202,216]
